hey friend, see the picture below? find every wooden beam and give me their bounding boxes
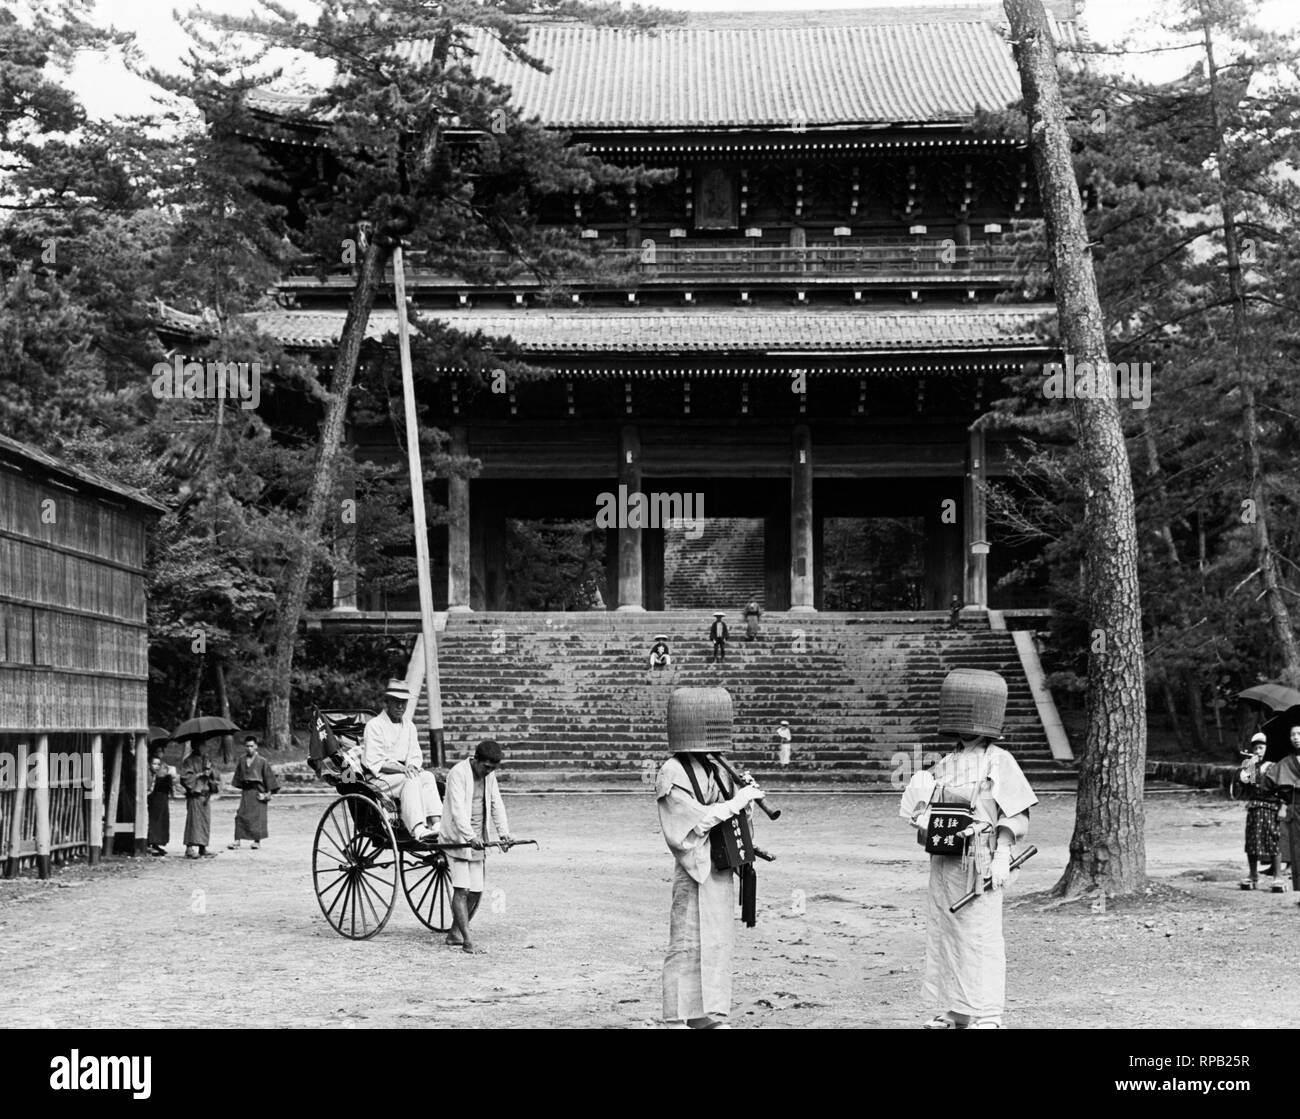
[3,740,24,878]
[103,734,122,859]
[33,733,50,878]
[133,732,147,855]
[87,734,103,865]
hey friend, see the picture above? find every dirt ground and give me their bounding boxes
[0,789,1295,1029]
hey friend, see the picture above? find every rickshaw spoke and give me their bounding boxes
[355,872,385,932]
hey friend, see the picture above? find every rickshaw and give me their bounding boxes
[308,708,499,940]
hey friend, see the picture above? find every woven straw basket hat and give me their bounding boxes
[938,668,1007,739]
[667,687,733,754]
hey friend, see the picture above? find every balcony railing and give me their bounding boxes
[282,241,1031,289]
[619,242,1024,277]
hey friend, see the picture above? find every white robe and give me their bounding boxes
[900,743,1037,1019]
[656,755,741,1022]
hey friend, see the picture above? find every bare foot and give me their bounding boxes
[460,943,486,955]
[445,935,464,947]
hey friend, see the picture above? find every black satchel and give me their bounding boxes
[681,755,754,873]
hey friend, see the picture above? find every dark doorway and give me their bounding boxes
[821,517,925,611]
[502,518,607,610]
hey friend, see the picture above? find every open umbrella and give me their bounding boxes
[148,726,172,744]
[1238,684,1300,713]
[171,716,240,742]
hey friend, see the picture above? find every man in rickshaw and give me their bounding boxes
[440,739,513,953]
[362,679,443,843]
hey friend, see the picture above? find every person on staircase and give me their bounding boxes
[743,599,763,641]
[649,634,672,670]
[898,669,1037,1029]
[362,679,442,844]
[709,611,729,664]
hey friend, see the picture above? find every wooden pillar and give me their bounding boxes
[33,734,50,879]
[790,425,815,612]
[965,427,989,608]
[103,734,123,859]
[88,734,103,865]
[133,732,147,855]
[447,426,472,612]
[616,425,644,611]
[3,741,24,879]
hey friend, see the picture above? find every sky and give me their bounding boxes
[62,0,1300,122]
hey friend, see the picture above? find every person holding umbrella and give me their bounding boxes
[173,716,238,859]
[1265,721,1300,902]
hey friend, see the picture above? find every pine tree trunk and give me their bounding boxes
[1198,7,1300,683]
[1005,0,1148,896]
[214,657,233,764]
[265,237,394,749]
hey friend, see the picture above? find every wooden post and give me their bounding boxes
[88,734,103,866]
[103,734,123,859]
[3,740,25,879]
[33,733,50,879]
[133,732,148,855]
[393,244,446,767]
[790,425,816,612]
[617,425,645,610]
[447,426,472,612]
[965,425,988,609]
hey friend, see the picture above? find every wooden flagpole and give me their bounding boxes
[393,244,446,768]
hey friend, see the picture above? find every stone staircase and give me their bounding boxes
[663,517,766,609]
[416,611,1073,788]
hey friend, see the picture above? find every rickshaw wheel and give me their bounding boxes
[313,793,399,940]
[402,849,483,933]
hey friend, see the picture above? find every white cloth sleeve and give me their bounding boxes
[899,770,936,821]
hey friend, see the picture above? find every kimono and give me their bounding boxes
[743,602,763,640]
[180,751,219,847]
[899,742,1037,1021]
[1242,759,1281,862]
[1266,753,1300,890]
[656,754,745,1024]
[708,619,729,660]
[232,754,279,841]
[147,768,174,847]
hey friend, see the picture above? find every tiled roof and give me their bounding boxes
[247,5,1078,130]
[253,305,1055,354]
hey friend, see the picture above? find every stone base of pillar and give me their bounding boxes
[447,604,473,614]
[788,605,818,613]
[615,604,647,612]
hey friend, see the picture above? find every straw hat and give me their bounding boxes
[383,678,411,701]
[937,669,1007,739]
[654,633,669,641]
[667,687,733,754]
[712,611,726,618]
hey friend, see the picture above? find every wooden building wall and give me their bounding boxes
[0,467,150,733]
[0,457,155,875]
